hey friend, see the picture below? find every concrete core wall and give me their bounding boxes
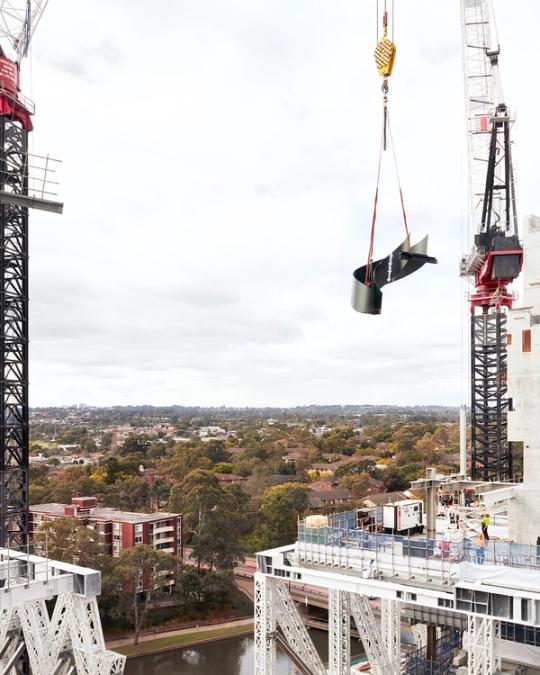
[508,214,540,544]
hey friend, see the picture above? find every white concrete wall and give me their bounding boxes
[507,215,540,543]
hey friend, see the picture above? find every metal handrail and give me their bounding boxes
[298,521,540,574]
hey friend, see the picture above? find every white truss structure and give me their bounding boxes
[461,0,500,230]
[254,574,276,675]
[255,537,540,675]
[349,593,390,675]
[328,589,350,675]
[254,575,405,675]
[381,598,401,675]
[0,0,49,61]
[467,615,501,675]
[0,549,125,674]
[271,577,326,675]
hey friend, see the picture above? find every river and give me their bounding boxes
[124,631,367,674]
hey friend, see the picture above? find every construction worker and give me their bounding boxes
[475,532,486,565]
[481,513,490,540]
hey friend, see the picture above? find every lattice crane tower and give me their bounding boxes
[0,0,62,551]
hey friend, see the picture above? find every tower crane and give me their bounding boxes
[0,8,125,675]
[0,0,61,559]
[460,0,521,481]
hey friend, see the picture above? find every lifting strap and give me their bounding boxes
[365,109,410,285]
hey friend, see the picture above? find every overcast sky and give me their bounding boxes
[18,0,539,407]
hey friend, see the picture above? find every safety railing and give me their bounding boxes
[0,86,35,115]
[298,520,540,579]
[0,151,61,201]
[0,544,52,591]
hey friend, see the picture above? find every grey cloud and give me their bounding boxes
[26,0,533,406]
[97,40,123,65]
[49,58,91,81]
[159,287,239,308]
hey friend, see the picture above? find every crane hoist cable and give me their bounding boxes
[351,0,437,315]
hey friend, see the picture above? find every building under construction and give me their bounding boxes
[255,1,540,673]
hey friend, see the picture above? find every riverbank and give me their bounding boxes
[109,618,254,658]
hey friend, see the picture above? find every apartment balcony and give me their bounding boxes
[152,526,174,535]
[154,546,174,554]
[153,535,174,543]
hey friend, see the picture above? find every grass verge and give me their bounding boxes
[114,622,254,658]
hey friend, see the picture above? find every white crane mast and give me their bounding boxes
[461,0,504,233]
[0,0,48,61]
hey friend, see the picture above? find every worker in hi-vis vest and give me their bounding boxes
[481,514,490,541]
[475,533,487,565]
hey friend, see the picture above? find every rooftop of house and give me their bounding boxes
[263,475,301,487]
[308,478,338,491]
[362,490,412,506]
[310,458,355,472]
[309,489,354,508]
[91,508,180,523]
[216,474,247,483]
[226,447,245,455]
[282,451,305,461]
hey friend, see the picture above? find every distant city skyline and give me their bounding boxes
[27,0,539,407]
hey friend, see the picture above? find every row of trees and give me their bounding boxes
[31,466,312,643]
[34,517,236,645]
[29,417,462,641]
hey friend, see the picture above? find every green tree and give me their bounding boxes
[414,432,442,465]
[100,431,114,451]
[103,476,150,512]
[107,545,174,645]
[334,459,376,479]
[170,470,246,572]
[379,465,408,492]
[164,445,211,483]
[34,517,108,570]
[338,472,372,498]
[213,463,234,474]
[117,434,151,457]
[203,440,228,464]
[258,483,309,548]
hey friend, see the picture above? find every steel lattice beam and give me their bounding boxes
[0,594,126,674]
[461,0,497,225]
[0,117,29,551]
[467,615,501,675]
[328,589,350,675]
[0,1,49,60]
[350,593,390,675]
[381,597,401,675]
[471,312,511,480]
[271,579,326,675]
[254,574,276,675]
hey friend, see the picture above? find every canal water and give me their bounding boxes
[124,631,367,674]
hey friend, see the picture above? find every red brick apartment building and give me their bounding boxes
[30,496,183,559]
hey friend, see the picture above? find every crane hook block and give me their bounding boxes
[375,36,396,78]
[351,236,437,315]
